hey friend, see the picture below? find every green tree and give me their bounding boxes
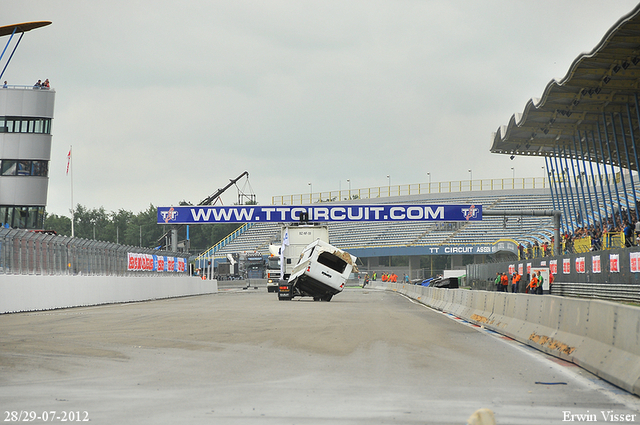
[110,209,134,244]
[44,203,243,253]
[43,213,72,236]
[123,204,164,247]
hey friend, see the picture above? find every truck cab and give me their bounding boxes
[266,246,281,293]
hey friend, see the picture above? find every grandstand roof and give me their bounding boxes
[0,21,51,38]
[491,4,640,171]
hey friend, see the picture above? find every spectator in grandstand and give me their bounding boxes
[591,228,602,251]
[624,221,634,247]
[518,243,524,260]
[563,233,573,254]
[526,242,532,259]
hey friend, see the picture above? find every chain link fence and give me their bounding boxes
[0,228,188,276]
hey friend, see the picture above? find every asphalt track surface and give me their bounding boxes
[1,287,639,425]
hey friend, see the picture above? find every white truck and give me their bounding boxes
[266,223,330,293]
[279,223,330,280]
[278,239,357,302]
[266,244,281,293]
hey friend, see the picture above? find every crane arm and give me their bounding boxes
[198,171,249,206]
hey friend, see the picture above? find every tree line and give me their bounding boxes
[44,204,241,254]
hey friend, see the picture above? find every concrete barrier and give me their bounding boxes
[374,282,640,396]
[0,275,218,314]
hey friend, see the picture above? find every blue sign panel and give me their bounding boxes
[157,204,482,224]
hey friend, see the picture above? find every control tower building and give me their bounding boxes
[0,21,54,229]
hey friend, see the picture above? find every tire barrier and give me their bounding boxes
[378,282,640,397]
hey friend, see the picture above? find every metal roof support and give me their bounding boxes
[553,147,571,233]
[610,112,632,223]
[562,144,580,230]
[569,140,588,228]
[578,130,601,226]
[0,26,17,65]
[550,152,564,231]
[590,129,610,228]
[629,98,640,205]
[483,209,561,256]
[573,134,593,228]
[617,112,637,217]
[0,31,23,81]
[596,122,618,228]
[545,156,559,219]
[601,116,624,227]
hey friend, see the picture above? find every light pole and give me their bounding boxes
[511,167,515,179]
[386,175,390,196]
[427,172,431,184]
[308,182,312,202]
[347,179,351,199]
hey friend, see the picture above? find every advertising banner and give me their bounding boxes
[610,254,620,273]
[576,257,585,274]
[127,253,186,273]
[157,204,482,224]
[630,252,640,273]
[592,255,601,273]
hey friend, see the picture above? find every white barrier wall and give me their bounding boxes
[0,275,218,314]
[378,282,640,397]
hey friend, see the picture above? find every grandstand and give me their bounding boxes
[208,185,556,262]
[202,172,640,265]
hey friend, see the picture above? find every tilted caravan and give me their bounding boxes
[278,239,357,302]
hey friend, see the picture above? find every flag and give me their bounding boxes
[66,147,71,175]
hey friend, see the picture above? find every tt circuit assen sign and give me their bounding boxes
[157,204,482,224]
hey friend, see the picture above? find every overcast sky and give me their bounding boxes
[3,1,640,216]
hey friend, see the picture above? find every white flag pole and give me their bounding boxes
[68,145,74,237]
